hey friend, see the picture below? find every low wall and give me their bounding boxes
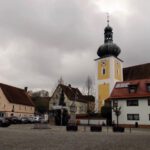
[119,124,150,128]
[77,119,106,125]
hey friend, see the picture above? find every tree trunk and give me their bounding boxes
[116,115,119,127]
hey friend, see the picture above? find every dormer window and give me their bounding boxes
[128,84,138,93]
[146,83,150,92]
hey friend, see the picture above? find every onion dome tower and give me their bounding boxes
[97,16,121,58]
[95,14,123,112]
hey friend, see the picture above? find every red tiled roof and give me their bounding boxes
[0,83,34,106]
[123,63,150,81]
[59,84,95,103]
[110,79,150,99]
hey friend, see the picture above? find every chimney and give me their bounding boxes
[24,87,28,92]
[68,84,71,88]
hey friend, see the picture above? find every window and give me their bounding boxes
[113,100,118,107]
[148,99,150,106]
[79,106,84,112]
[127,100,138,106]
[127,114,139,120]
[0,112,4,117]
[102,68,106,75]
[12,105,15,112]
[147,84,150,92]
[115,83,129,88]
[55,95,58,99]
[128,84,138,93]
[117,69,119,75]
[128,85,138,93]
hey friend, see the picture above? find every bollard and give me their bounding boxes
[107,126,109,134]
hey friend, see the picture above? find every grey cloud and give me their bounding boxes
[0,0,149,92]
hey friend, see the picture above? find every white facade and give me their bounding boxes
[49,85,91,114]
[112,98,150,126]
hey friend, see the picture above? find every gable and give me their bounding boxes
[50,84,95,104]
[0,83,34,106]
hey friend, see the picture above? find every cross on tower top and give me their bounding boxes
[107,13,110,26]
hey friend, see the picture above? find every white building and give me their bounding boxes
[110,79,150,127]
[49,84,95,114]
[0,83,35,117]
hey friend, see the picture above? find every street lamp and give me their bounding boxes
[61,107,63,126]
[69,91,77,125]
[66,91,78,131]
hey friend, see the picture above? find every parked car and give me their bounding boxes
[27,116,35,123]
[20,117,29,124]
[0,117,10,127]
[7,116,22,124]
[34,116,41,123]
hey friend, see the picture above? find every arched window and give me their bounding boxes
[102,68,106,75]
[12,105,15,112]
[117,69,119,75]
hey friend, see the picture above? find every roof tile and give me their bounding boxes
[0,83,34,106]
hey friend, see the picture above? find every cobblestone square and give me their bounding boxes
[0,124,150,150]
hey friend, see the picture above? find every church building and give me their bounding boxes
[95,17,123,112]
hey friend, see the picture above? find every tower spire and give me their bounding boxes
[97,15,121,58]
[104,13,113,43]
[107,12,109,26]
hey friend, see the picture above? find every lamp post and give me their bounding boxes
[61,107,63,126]
[69,92,77,125]
[69,101,77,125]
[66,91,78,131]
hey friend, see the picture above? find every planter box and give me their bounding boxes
[113,126,125,132]
[90,125,102,132]
[66,125,78,131]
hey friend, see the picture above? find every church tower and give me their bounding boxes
[95,16,123,112]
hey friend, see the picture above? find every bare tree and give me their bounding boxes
[32,90,49,97]
[85,76,93,95]
[113,106,121,127]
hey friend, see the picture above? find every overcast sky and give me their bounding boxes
[0,0,149,93]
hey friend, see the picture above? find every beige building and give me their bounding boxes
[0,83,35,117]
[49,84,95,114]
